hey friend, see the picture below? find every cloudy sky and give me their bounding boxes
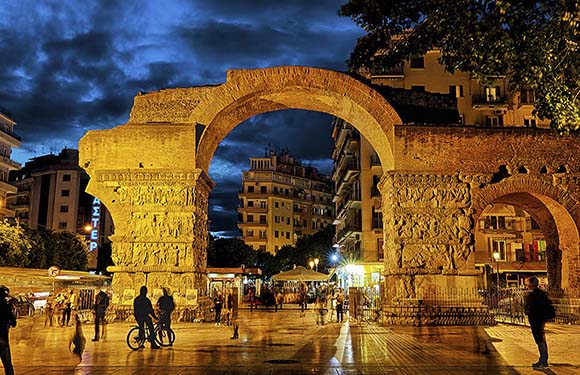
[0,0,364,236]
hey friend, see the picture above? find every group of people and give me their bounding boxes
[44,289,76,328]
[0,277,559,372]
[90,286,175,349]
[212,289,239,339]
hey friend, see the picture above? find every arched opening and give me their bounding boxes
[475,190,579,294]
[195,67,400,173]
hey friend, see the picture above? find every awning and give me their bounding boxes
[272,266,329,281]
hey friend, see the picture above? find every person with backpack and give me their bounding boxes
[524,276,555,369]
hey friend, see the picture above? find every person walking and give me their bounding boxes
[225,290,234,326]
[213,292,223,325]
[44,292,55,327]
[0,286,16,375]
[335,289,344,323]
[133,286,160,349]
[524,276,555,369]
[63,289,75,327]
[156,288,175,331]
[92,289,109,342]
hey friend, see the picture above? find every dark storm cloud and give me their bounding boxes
[0,0,362,235]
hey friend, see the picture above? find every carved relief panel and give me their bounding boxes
[380,173,475,275]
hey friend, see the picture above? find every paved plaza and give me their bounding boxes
[7,308,580,374]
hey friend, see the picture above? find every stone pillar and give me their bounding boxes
[85,167,212,312]
[379,172,493,325]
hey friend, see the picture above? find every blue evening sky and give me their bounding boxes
[0,0,364,236]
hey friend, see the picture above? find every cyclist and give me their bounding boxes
[156,288,175,331]
[133,286,160,349]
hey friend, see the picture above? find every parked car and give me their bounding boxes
[12,295,35,318]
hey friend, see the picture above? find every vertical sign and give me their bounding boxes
[89,197,101,253]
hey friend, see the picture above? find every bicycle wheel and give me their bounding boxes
[155,326,175,347]
[126,326,145,350]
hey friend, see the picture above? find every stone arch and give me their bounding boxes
[473,175,580,292]
[192,67,402,172]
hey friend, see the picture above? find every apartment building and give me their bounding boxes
[0,109,21,219]
[332,51,548,287]
[238,150,334,254]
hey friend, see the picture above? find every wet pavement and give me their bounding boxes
[7,308,580,374]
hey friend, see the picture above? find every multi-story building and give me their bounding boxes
[7,148,113,269]
[332,50,549,288]
[0,109,21,219]
[365,51,549,129]
[238,150,334,254]
[475,203,546,289]
[331,118,384,288]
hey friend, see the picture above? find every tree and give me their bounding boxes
[340,0,580,132]
[53,231,90,271]
[0,220,32,267]
[207,237,257,268]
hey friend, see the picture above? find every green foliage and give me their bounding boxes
[0,220,32,267]
[0,221,89,270]
[207,237,258,268]
[208,226,335,278]
[340,0,580,132]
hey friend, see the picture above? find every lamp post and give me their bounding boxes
[493,251,500,289]
[309,260,314,270]
[314,258,319,272]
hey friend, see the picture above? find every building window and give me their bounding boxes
[524,117,537,128]
[449,85,464,98]
[260,186,267,194]
[62,174,71,182]
[490,239,507,261]
[259,231,266,239]
[247,230,254,238]
[520,87,535,104]
[61,189,70,197]
[286,232,290,239]
[411,85,425,92]
[58,222,68,229]
[486,116,503,127]
[275,201,279,208]
[59,205,69,213]
[410,56,425,69]
[274,246,279,252]
[487,215,506,229]
[259,245,266,251]
[275,231,279,238]
[260,215,266,224]
[247,200,254,207]
[484,86,500,102]
[247,215,254,223]
[247,186,254,193]
[286,217,290,225]
[260,201,267,208]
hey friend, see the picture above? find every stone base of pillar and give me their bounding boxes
[107,268,208,313]
[381,273,495,326]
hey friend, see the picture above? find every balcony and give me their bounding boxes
[0,126,22,146]
[239,206,268,213]
[336,224,362,241]
[0,155,21,170]
[369,64,404,78]
[472,95,508,109]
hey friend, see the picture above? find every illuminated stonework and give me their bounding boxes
[79,66,580,324]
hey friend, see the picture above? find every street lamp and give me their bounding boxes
[309,260,315,270]
[493,251,500,289]
[314,258,319,272]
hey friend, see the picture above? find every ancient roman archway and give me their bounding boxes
[78,66,402,311]
[79,67,580,324]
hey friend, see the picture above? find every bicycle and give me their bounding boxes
[126,320,175,350]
